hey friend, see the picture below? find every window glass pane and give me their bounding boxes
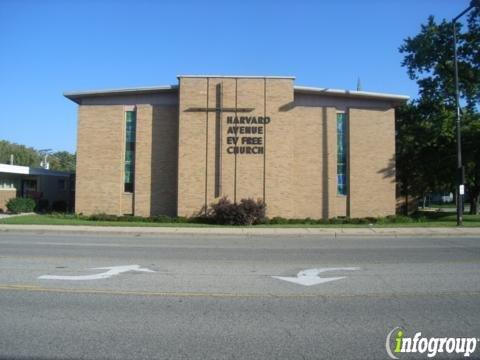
[124,111,136,192]
[125,149,134,162]
[336,113,347,195]
[0,178,17,190]
[125,165,132,181]
[124,183,133,193]
[125,142,135,152]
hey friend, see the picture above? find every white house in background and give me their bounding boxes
[0,163,73,212]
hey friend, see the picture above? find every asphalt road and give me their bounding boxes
[0,231,479,359]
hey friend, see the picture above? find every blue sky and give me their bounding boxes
[0,0,468,153]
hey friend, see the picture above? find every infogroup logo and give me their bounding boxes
[386,327,478,358]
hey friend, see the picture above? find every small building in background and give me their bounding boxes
[0,164,74,212]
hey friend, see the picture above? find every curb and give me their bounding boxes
[0,224,479,237]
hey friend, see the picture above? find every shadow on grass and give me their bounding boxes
[414,210,480,223]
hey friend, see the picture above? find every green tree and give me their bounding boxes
[0,140,41,167]
[396,104,431,211]
[49,151,76,172]
[0,140,76,173]
[398,9,480,214]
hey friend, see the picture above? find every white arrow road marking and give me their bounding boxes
[38,265,155,281]
[272,267,360,286]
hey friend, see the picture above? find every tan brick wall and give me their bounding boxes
[348,108,396,217]
[235,79,265,203]
[289,106,348,219]
[335,195,347,217]
[76,105,125,215]
[178,77,298,218]
[150,105,178,216]
[121,192,133,215]
[207,78,236,204]
[132,105,153,216]
[76,101,179,217]
[0,190,16,212]
[74,77,397,220]
[263,79,295,218]
[177,77,396,219]
[178,78,209,216]
[290,106,324,219]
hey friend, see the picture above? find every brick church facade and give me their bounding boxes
[65,75,408,219]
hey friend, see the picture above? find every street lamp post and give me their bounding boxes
[452,0,479,226]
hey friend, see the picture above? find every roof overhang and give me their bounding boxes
[0,164,71,177]
[63,81,409,105]
[177,75,296,79]
[64,85,178,104]
[294,85,409,103]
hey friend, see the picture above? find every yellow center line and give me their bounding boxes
[0,284,480,299]
[0,284,279,298]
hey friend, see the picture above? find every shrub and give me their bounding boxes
[152,214,174,223]
[80,213,204,224]
[6,197,36,213]
[238,198,267,225]
[210,197,266,225]
[189,215,215,224]
[377,215,416,224]
[115,215,144,222]
[43,210,423,226]
[210,197,237,225]
[175,216,193,223]
[348,217,370,225]
[267,217,289,225]
[87,213,118,221]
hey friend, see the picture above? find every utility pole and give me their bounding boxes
[452,0,479,226]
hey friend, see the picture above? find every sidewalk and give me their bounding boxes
[1,224,480,237]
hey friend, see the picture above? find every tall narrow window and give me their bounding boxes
[124,110,136,192]
[336,112,347,195]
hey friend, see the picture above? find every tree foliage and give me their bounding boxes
[0,140,76,173]
[0,140,41,167]
[48,151,76,172]
[397,9,480,214]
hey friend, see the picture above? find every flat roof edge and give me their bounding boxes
[0,164,71,176]
[63,85,178,103]
[294,85,410,101]
[177,75,296,79]
[63,82,409,104]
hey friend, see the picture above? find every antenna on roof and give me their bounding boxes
[39,149,52,169]
[356,77,362,91]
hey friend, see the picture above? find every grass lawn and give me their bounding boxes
[0,212,479,227]
[428,203,457,209]
[0,215,216,227]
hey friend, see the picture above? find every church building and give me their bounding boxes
[65,75,408,219]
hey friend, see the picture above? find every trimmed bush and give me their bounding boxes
[6,197,36,213]
[210,197,266,225]
[238,198,267,225]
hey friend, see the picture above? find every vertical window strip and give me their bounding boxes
[336,112,347,195]
[124,111,136,192]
